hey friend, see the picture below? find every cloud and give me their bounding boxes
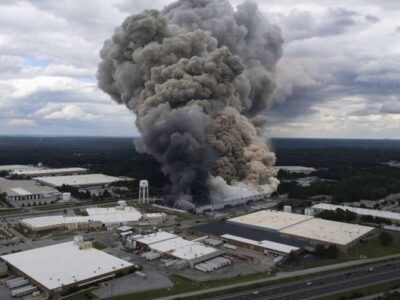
[380,99,400,114]
[42,104,97,121]
[0,0,399,139]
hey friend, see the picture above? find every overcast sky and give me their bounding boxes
[0,0,399,139]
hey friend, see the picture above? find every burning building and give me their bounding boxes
[97,0,283,207]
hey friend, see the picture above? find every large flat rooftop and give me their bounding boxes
[21,206,143,230]
[135,231,178,246]
[0,165,39,172]
[0,178,58,196]
[12,167,87,177]
[280,218,375,246]
[1,241,133,291]
[150,237,219,260]
[228,210,313,231]
[192,221,311,248]
[34,174,125,187]
[221,234,299,254]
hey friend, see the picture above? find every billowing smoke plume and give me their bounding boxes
[97,0,283,207]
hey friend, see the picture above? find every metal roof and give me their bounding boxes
[191,221,311,248]
[220,234,299,254]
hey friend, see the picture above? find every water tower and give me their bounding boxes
[139,180,149,205]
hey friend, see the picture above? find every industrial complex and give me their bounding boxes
[10,167,88,178]
[33,173,128,188]
[0,163,396,299]
[205,210,376,252]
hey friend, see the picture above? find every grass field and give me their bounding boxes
[0,208,24,215]
[73,208,88,216]
[35,203,75,211]
[302,236,400,269]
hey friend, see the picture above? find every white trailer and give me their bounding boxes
[6,277,25,287]
[12,285,37,297]
[7,279,29,289]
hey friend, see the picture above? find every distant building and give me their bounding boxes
[20,206,143,231]
[34,173,131,188]
[0,178,60,207]
[0,165,40,173]
[274,166,316,175]
[11,167,88,178]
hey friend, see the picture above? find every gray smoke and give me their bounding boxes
[97,0,283,207]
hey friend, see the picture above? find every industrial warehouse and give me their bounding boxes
[20,205,145,231]
[10,167,88,178]
[33,173,129,188]
[1,237,134,297]
[229,210,375,251]
[131,231,226,269]
[0,165,40,173]
[195,210,375,252]
[0,178,60,207]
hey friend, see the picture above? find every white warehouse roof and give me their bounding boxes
[313,203,400,222]
[280,218,374,246]
[220,234,299,254]
[228,210,313,231]
[0,165,39,172]
[20,206,143,230]
[11,167,87,177]
[1,241,133,291]
[135,231,178,245]
[229,209,375,247]
[0,178,59,197]
[134,231,220,261]
[34,174,125,187]
[150,237,219,260]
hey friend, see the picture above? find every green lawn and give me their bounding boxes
[0,208,24,215]
[35,203,75,211]
[74,208,88,216]
[302,237,400,269]
[92,241,107,250]
[0,227,13,239]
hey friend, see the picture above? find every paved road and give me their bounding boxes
[210,260,400,300]
[155,254,400,300]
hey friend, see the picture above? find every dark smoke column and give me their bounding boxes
[97,0,283,208]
